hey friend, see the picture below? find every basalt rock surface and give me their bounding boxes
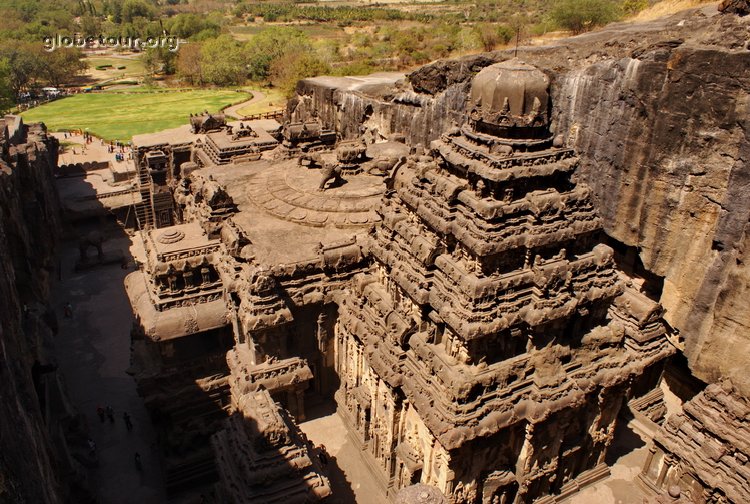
[294,5,750,395]
[718,0,750,15]
[0,118,65,503]
[553,18,750,397]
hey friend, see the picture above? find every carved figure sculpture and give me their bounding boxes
[318,163,344,190]
[190,112,226,134]
[298,152,323,168]
[335,139,367,164]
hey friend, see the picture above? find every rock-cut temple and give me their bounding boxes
[120,60,676,503]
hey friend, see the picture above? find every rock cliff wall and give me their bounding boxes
[0,119,65,503]
[294,6,750,394]
[555,40,750,396]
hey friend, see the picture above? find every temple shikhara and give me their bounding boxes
[334,61,674,502]
[118,61,680,503]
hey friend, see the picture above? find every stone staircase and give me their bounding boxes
[134,164,154,230]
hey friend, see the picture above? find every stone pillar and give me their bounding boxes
[247,336,260,365]
[655,455,674,488]
[642,445,657,481]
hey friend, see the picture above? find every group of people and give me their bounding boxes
[90,405,142,470]
[95,405,133,431]
[107,139,132,162]
[60,129,94,155]
[80,130,95,144]
[58,130,134,161]
[61,129,86,139]
[106,140,128,152]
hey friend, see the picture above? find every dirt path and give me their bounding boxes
[223,90,267,119]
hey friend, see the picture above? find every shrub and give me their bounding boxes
[621,0,649,15]
[551,0,620,34]
[270,52,330,97]
[475,23,515,52]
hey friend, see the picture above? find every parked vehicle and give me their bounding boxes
[42,87,62,98]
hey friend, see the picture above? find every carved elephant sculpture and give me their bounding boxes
[78,230,105,263]
[319,163,344,190]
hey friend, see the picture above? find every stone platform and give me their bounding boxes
[194,158,386,265]
[245,160,383,228]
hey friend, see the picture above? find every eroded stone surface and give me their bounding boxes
[640,382,750,503]
[211,389,331,503]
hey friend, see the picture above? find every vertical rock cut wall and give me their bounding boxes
[0,121,64,503]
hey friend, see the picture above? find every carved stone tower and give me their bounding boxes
[334,59,675,503]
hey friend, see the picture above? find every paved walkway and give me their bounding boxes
[559,417,651,504]
[222,90,267,119]
[300,406,389,504]
[53,235,166,504]
[54,131,133,167]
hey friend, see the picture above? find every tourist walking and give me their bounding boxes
[63,301,73,318]
[123,412,133,431]
[134,452,142,471]
[105,405,115,423]
[87,438,96,456]
[318,445,329,466]
[96,406,105,422]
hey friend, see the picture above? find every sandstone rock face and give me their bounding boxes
[0,119,64,503]
[294,7,750,395]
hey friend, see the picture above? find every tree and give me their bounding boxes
[270,52,330,97]
[200,36,246,86]
[166,13,220,39]
[141,48,160,76]
[243,27,311,82]
[474,23,514,52]
[0,59,14,114]
[103,0,124,23]
[177,42,203,85]
[0,41,43,95]
[80,14,102,37]
[142,47,177,76]
[121,0,155,23]
[551,0,619,34]
[40,49,87,88]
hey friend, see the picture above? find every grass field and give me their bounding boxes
[21,89,250,141]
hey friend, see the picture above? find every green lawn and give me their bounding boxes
[21,90,250,142]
